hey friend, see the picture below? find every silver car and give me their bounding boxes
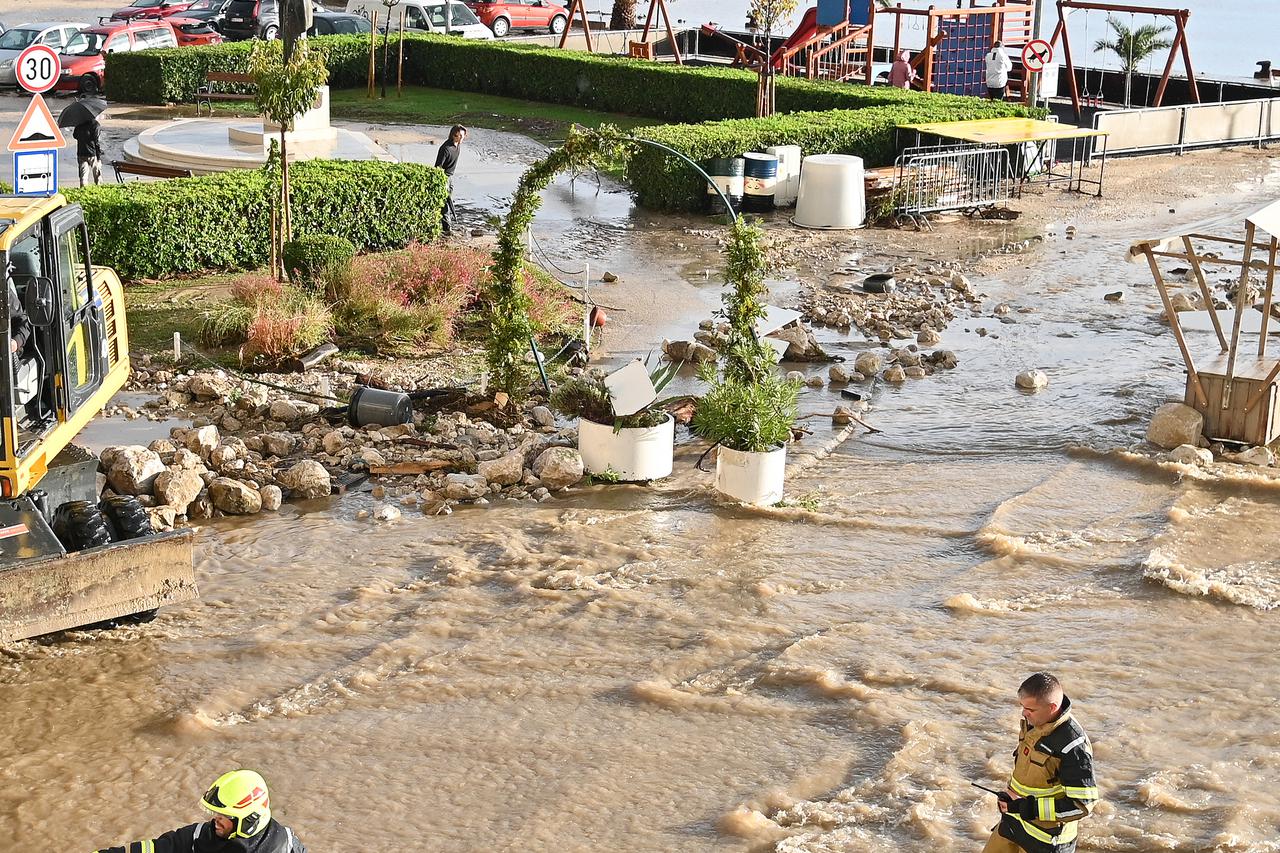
[0,23,90,88]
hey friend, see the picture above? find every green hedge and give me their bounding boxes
[64,159,447,279]
[110,34,1033,124]
[627,100,1042,211]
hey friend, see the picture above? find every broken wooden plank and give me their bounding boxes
[368,461,454,475]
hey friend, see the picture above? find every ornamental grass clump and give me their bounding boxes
[691,218,800,454]
[201,273,333,366]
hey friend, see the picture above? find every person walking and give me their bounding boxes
[93,769,307,853]
[435,124,467,236]
[73,116,103,187]
[889,50,916,89]
[981,673,1099,853]
[984,40,1013,100]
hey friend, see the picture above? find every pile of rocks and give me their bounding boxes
[110,366,593,526]
[800,266,982,342]
[663,318,830,365]
[827,347,960,386]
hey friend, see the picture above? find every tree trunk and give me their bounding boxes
[279,129,291,281]
[610,0,635,31]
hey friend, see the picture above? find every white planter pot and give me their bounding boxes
[714,445,786,505]
[577,415,674,482]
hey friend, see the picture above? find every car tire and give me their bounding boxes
[78,74,101,96]
[490,16,510,37]
[549,14,566,34]
[263,23,278,39]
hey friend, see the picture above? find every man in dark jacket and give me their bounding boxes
[94,769,307,853]
[434,123,466,235]
[73,117,103,187]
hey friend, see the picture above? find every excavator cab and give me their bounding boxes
[0,194,196,643]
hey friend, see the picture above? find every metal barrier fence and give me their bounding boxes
[1093,98,1280,156]
[894,144,1011,227]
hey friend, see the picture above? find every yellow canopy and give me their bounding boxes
[900,117,1108,145]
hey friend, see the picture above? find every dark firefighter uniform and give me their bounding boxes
[95,818,305,853]
[982,695,1099,853]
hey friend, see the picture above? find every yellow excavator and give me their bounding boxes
[0,193,196,643]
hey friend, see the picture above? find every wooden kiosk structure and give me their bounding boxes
[1048,0,1200,119]
[1130,200,1280,446]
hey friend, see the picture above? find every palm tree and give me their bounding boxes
[610,0,635,31]
[1093,15,1172,106]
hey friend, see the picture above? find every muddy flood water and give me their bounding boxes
[6,150,1280,851]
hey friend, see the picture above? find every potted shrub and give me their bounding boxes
[550,360,682,482]
[692,219,800,505]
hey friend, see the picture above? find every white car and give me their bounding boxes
[0,22,90,88]
[344,0,493,39]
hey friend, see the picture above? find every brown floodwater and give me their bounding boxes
[4,157,1280,852]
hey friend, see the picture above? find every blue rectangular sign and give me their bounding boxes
[13,149,58,196]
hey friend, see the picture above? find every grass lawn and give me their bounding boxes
[124,276,239,365]
[329,85,650,142]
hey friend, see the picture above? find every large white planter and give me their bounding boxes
[714,445,786,505]
[578,415,674,482]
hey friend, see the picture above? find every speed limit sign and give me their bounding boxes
[15,44,61,94]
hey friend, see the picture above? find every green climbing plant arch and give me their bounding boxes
[485,125,741,396]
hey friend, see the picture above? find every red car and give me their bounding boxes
[163,16,225,45]
[56,19,179,95]
[110,0,198,21]
[465,0,568,37]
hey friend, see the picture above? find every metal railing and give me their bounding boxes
[1093,98,1280,157]
[894,144,1011,227]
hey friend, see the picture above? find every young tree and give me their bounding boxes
[749,0,798,117]
[249,39,330,279]
[1094,15,1171,107]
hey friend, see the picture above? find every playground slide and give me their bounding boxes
[772,6,821,68]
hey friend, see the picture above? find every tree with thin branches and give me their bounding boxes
[1093,14,1171,106]
[750,0,798,117]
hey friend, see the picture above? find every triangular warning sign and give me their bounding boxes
[8,94,66,152]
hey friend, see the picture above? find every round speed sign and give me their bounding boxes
[15,44,61,94]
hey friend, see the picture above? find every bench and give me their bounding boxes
[195,72,256,116]
[111,160,194,182]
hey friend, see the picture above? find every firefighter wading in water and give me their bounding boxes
[982,673,1099,853]
[94,769,307,853]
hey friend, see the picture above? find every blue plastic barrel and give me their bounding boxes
[743,153,778,212]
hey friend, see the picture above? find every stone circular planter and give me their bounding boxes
[713,445,786,505]
[577,415,674,482]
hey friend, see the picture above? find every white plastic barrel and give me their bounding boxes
[793,154,866,229]
[766,144,802,207]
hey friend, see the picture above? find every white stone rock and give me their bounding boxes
[532,447,584,490]
[188,374,230,400]
[259,484,283,511]
[1168,444,1213,466]
[322,430,348,455]
[209,444,239,470]
[1015,369,1049,391]
[477,450,525,486]
[1235,446,1274,467]
[185,425,220,458]
[785,370,805,384]
[832,406,854,425]
[918,329,941,346]
[530,406,556,428]
[209,478,262,515]
[854,352,883,376]
[261,432,297,457]
[882,366,906,383]
[106,446,166,496]
[171,448,203,470]
[1146,402,1204,450]
[444,473,488,500]
[373,504,403,522]
[269,399,302,421]
[146,505,178,531]
[153,469,204,513]
[828,365,854,384]
[279,460,331,499]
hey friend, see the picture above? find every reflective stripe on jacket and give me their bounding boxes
[998,695,1099,853]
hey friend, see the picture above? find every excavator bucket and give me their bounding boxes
[0,529,197,643]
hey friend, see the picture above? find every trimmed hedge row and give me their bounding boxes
[110,33,1029,124]
[65,159,447,279]
[627,99,1041,211]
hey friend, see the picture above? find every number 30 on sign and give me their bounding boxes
[15,44,61,94]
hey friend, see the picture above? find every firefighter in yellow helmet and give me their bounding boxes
[93,769,307,853]
[981,673,1099,853]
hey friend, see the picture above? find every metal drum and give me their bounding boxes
[704,157,745,215]
[742,152,779,212]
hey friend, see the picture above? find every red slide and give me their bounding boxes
[771,6,820,69]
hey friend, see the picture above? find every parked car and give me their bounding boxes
[110,0,198,22]
[55,19,178,95]
[0,23,89,88]
[308,11,371,36]
[164,16,225,44]
[466,0,567,37]
[170,0,234,31]
[220,0,324,40]
[345,0,493,39]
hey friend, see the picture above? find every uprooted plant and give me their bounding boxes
[549,358,685,430]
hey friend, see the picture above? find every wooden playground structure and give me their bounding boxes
[559,0,682,63]
[1130,201,1280,447]
[1048,0,1199,118]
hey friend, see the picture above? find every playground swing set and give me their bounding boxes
[558,0,683,62]
[1047,0,1200,118]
